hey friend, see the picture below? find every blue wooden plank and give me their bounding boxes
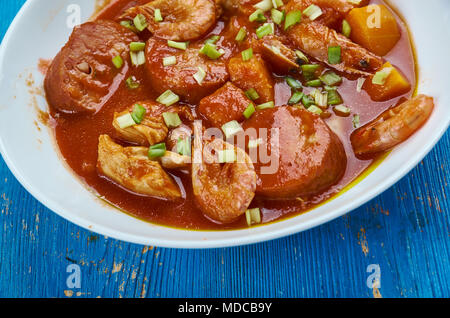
[0,0,449,298]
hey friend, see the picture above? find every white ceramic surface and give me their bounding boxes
[0,0,449,248]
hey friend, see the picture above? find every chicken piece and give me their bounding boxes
[284,0,368,27]
[227,54,274,103]
[287,21,384,76]
[97,135,181,199]
[192,121,257,223]
[122,0,218,41]
[112,101,193,146]
[198,82,252,127]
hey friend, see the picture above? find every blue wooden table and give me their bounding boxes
[0,0,449,299]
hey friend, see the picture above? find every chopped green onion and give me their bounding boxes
[285,76,302,89]
[307,105,323,115]
[218,149,237,163]
[254,0,273,12]
[112,55,123,69]
[148,143,166,159]
[248,138,263,149]
[193,66,207,85]
[256,23,275,39]
[249,9,267,22]
[222,120,243,139]
[245,88,260,101]
[157,90,180,106]
[301,64,319,80]
[334,105,351,116]
[116,113,136,129]
[319,71,342,86]
[154,9,163,22]
[241,48,253,61]
[352,114,360,128]
[271,9,284,25]
[372,67,393,85]
[342,19,351,38]
[289,91,304,105]
[356,77,366,92]
[235,28,247,42]
[133,14,148,32]
[130,50,145,66]
[328,46,342,65]
[311,89,328,107]
[272,0,284,9]
[125,76,140,89]
[243,103,256,119]
[326,89,343,105]
[177,137,191,156]
[256,101,275,110]
[303,4,323,21]
[168,40,189,50]
[131,104,146,124]
[245,208,261,226]
[284,10,302,30]
[295,50,309,64]
[306,79,322,87]
[163,56,177,66]
[199,43,224,59]
[162,112,182,128]
[205,35,220,45]
[120,20,138,33]
[130,42,146,52]
[302,94,315,108]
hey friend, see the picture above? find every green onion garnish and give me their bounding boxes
[154,9,163,22]
[218,149,237,163]
[256,23,275,39]
[168,40,189,50]
[272,0,284,9]
[162,112,182,128]
[256,101,275,110]
[254,0,273,11]
[241,48,253,61]
[205,35,220,45]
[311,89,328,107]
[289,91,304,105]
[271,9,284,25]
[249,9,267,22]
[319,71,342,86]
[245,208,261,226]
[245,88,260,101]
[342,19,351,38]
[120,20,138,33]
[112,55,123,69]
[131,104,146,124]
[307,105,323,115]
[301,64,319,79]
[222,120,243,139]
[235,28,247,42]
[126,76,140,89]
[199,43,224,59]
[285,76,302,89]
[243,103,256,119]
[284,10,302,30]
[163,56,177,66]
[130,50,145,66]
[148,143,166,159]
[303,4,323,21]
[352,114,360,128]
[372,67,393,85]
[193,66,207,85]
[328,46,342,65]
[326,89,343,105]
[302,94,315,108]
[334,105,351,116]
[133,14,148,32]
[306,79,322,87]
[130,42,146,52]
[157,90,180,106]
[177,137,191,156]
[116,113,136,129]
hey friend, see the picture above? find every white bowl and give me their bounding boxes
[0,0,449,248]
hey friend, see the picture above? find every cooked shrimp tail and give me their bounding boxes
[351,94,434,156]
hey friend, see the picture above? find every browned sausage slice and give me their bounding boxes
[242,106,347,199]
[146,38,229,104]
[44,20,139,114]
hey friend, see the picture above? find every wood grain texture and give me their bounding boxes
[0,0,448,298]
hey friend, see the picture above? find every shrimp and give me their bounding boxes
[122,0,218,41]
[284,0,368,27]
[351,95,434,157]
[287,21,384,76]
[97,135,182,199]
[191,121,257,224]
